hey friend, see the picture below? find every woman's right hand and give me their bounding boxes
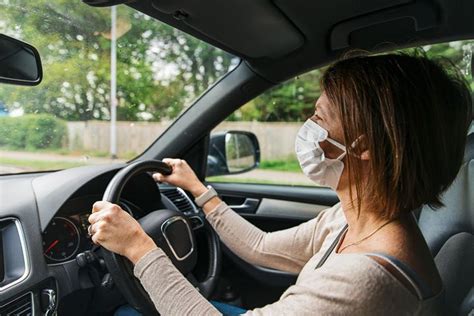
[153,158,207,197]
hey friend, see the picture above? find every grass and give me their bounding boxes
[0,146,137,160]
[0,157,86,171]
[259,158,301,172]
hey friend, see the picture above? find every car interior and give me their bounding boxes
[0,0,473,315]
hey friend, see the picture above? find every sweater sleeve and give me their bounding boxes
[205,201,337,273]
[134,247,221,316]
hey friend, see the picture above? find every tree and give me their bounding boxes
[0,0,236,121]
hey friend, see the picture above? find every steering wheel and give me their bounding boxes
[100,160,221,315]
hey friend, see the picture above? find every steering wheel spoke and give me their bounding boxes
[187,214,206,231]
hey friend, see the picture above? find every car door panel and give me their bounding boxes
[255,198,329,219]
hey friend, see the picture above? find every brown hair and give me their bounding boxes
[321,51,472,219]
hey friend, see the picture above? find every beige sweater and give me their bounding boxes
[134,202,442,315]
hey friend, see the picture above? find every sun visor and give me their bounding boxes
[150,0,304,59]
[329,1,439,51]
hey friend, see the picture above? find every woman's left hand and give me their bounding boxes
[88,201,157,264]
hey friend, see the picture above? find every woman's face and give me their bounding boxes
[311,92,370,191]
[311,92,345,159]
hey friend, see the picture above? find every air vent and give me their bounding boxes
[161,188,197,214]
[0,292,33,315]
[0,218,29,291]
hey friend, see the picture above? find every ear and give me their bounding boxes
[360,149,370,160]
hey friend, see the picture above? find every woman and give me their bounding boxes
[88,52,472,315]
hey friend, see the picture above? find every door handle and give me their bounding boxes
[229,198,260,213]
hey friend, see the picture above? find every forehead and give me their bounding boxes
[315,92,329,107]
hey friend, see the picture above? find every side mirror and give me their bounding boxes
[0,33,42,86]
[206,131,260,177]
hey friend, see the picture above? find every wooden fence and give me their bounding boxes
[66,121,302,160]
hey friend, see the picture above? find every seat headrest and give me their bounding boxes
[419,131,473,255]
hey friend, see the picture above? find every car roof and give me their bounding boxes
[124,0,474,83]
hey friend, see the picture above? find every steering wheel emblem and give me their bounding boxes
[161,216,194,261]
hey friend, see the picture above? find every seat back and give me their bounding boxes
[418,132,474,315]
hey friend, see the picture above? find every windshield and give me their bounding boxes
[0,0,238,174]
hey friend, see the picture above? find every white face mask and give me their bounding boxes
[295,119,347,190]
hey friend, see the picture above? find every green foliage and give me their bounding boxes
[0,114,66,149]
[406,43,474,91]
[228,70,324,122]
[0,1,236,121]
[259,158,301,172]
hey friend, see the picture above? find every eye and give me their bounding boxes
[313,113,323,121]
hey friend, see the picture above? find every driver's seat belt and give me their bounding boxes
[315,224,348,270]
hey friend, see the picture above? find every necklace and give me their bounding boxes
[338,218,397,253]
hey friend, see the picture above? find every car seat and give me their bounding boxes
[417,125,473,316]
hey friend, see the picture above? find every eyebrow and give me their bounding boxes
[315,102,327,117]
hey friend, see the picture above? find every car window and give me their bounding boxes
[0,1,238,174]
[206,40,473,187]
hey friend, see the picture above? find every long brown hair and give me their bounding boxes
[321,51,472,219]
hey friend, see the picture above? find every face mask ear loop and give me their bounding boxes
[325,137,346,151]
[325,138,347,160]
[336,152,347,161]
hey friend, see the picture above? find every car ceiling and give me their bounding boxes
[123,0,474,83]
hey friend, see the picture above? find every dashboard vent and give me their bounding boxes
[0,292,33,316]
[0,218,28,291]
[161,188,196,214]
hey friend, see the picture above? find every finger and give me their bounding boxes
[88,222,99,237]
[152,172,166,182]
[92,200,111,213]
[88,212,100,224]
[88,209,111,224]
[162,158,175,165]
[91,231,101,245]
[108,203,123,215]
[162,158,182,167]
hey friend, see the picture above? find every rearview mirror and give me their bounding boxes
[206,131,260,177]
[0,34,42,86]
